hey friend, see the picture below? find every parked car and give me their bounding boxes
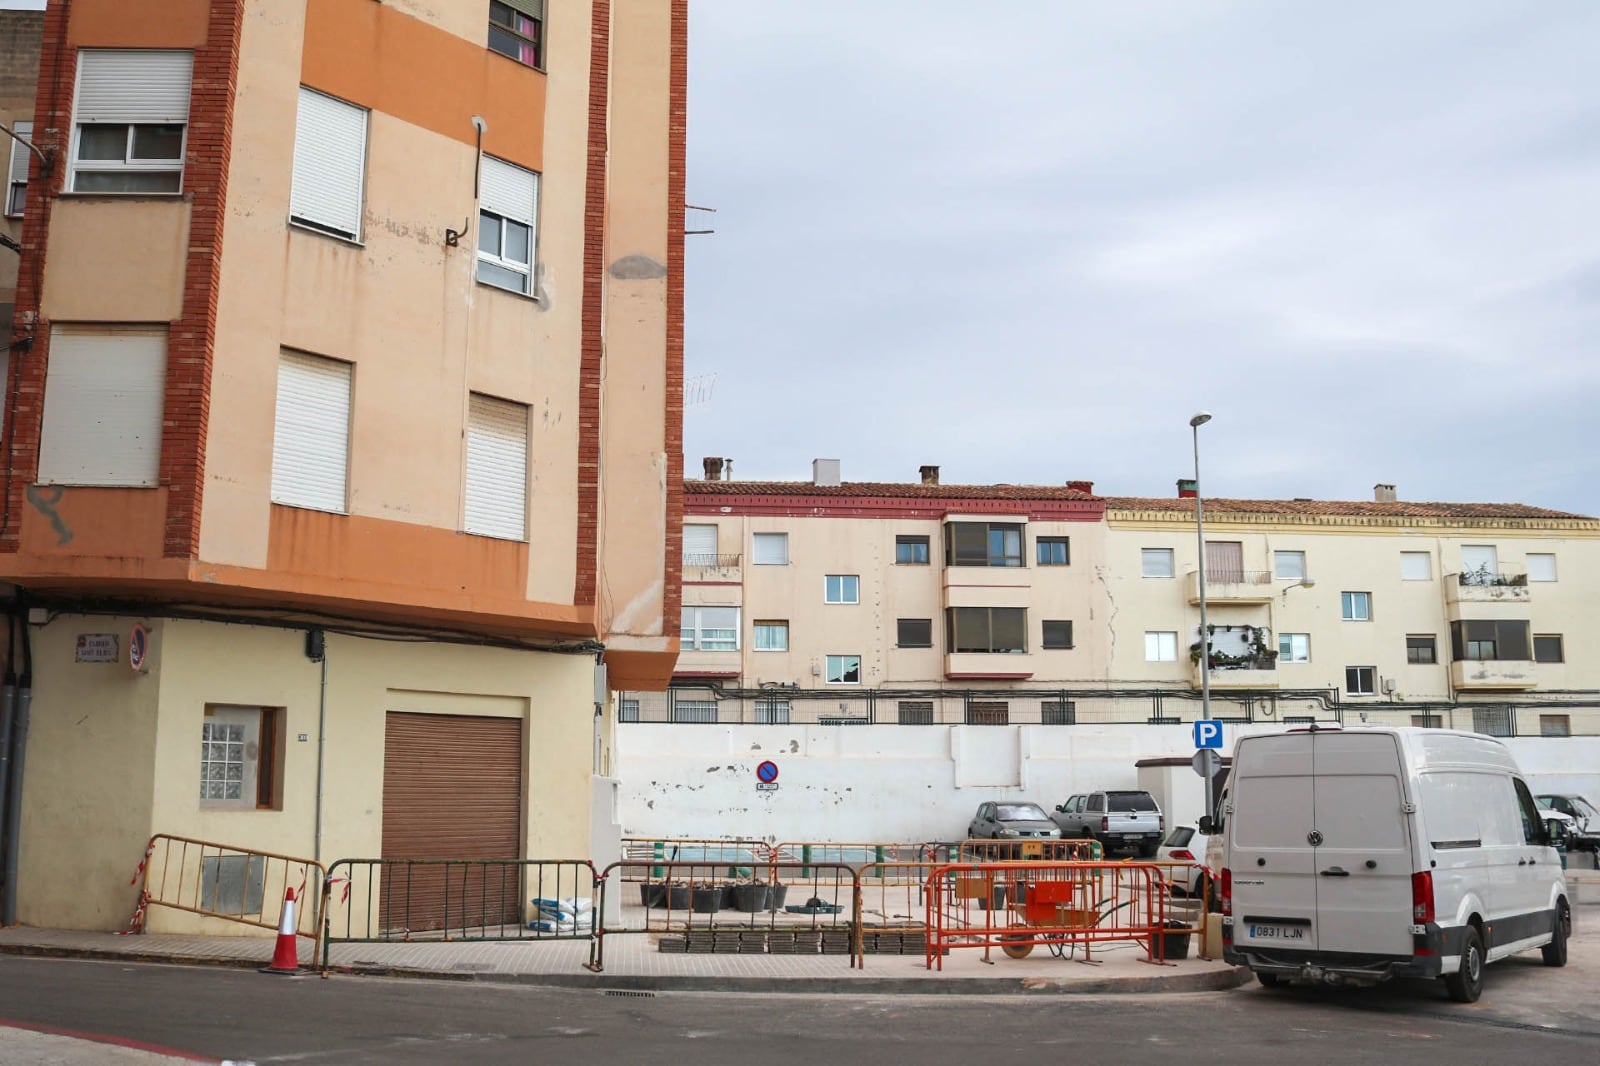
[1051,790,1164,856]
[1537,794,1599,851]
[1220,726,1569,1003]
[967,801,1062,841]
[1157,825,1219,900]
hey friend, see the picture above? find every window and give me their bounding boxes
[618,698,640,723]
[825,654,861,684]
[6,120,31,216]
[1527,553,1557,582]
[752,532,788,565]
[290,87,367,240]
[1273,551,1305,580]
[896,618,932,648]
[1450,620,1531,662]
[1144,631,1177,662]
[895,535,929,565]
[1036,537,1070,566]
[1410,714,1442,728]
[1341,591,1371,621]
[478,156,539,295]
[1540,714,1571,737]
[488,0,543,68]
[945,521,1023,567]
[824,574,859,604]
[1278,633,1310,663]
[1472,706,1513,738]
[669,697,717,724]
[1141,548,1175,578]
[1406,635,1437,665]
[1533,635,1564,663]
[463,392,528,540]
[271,351,351,513]
[897,700,934,725]
[38,326,165,487]
[947,607,1026,654]
[1041,620,1073,650]
[200,705,282,809]
[1042,700,1076,725]
[1400,552,1432,581]
[680,606,738,651]
[70,50,192,193]
[966,701,1009,725]
[1344,666,1376,696]
[682,523,717,566]
[753,620,788,652]
[753,699,790,725]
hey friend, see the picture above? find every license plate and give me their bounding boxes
[1250,924,1309,941]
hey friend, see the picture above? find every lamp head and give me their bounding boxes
[1189,411,1213,428]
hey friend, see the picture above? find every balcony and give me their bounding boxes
[682,552,742,583]
[1444,570,1530,609]
[945,652,1033,680]
[1450,659,1537,690]
[1185,569,1274,604]
[1191,658,1279,690]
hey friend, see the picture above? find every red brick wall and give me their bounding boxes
[575,0,611,607]
[662,0,687,631]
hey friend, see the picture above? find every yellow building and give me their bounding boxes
[0,0,685,931]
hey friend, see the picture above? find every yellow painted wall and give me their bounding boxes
[38,200,190,322]
[18,615,599,933]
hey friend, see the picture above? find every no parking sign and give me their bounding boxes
[756,760,779,791]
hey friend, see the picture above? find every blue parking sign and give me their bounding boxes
[1194,719,1224,749]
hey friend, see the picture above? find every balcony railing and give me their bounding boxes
[1456,566,1527,588]
[682,553,742,568]
[1185,569,1275,604]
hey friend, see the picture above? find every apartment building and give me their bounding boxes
[0,0,685,931]
[648,464,1599,737]
[1104,483,1600,735]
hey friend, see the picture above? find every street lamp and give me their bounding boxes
[1190,411,1215,822]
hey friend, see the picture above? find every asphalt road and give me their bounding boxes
[0,951,1593,1065]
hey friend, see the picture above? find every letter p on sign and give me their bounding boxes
[1194,719,1224,749]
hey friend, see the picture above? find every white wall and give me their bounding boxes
[616,724,1600,843]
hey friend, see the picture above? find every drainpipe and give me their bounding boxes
[308,629,328,863]
[2,607,32,926]
[0,613,16,921]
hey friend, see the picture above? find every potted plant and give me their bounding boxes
[690,881,723,914]
[731,880,771,913]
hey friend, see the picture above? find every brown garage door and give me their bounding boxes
[380,711,523,934]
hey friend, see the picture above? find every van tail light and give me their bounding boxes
[1101,816,1109,832]
[1171,849,1195,861]
[1221,868,1232,916]
[1411,871,1434,924]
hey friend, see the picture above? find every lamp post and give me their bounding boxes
[1190,411,1215,822]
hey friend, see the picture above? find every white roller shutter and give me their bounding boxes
[683,523,717,564]
[464,393,527,541]
[500,0,545,18]
[38,326,166,487]
[6,121,31,216]
[291,87,368,240]
[480,156,537,225]
[75,50,193,124]
[272,351,351,513]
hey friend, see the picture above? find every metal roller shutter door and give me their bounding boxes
[380,712,524,933]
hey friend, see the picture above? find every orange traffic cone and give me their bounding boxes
[261,888,301,975]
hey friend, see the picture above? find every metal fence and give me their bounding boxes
[618,686,1600,735]
[132,834,324,944]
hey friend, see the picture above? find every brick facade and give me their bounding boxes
[575,0,611,606]
[662,0,687,630]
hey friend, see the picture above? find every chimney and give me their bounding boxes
[1374,483,1396,503]
[812,458,841,487]
[702,456,723,482]
[1177,478,1198,499]
[1066,480,1093,494]
[919,465,940,485]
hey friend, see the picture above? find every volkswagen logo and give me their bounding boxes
[1307,830,1325,847]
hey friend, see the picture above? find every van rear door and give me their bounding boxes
[1309,732,1415,957]
[1230,733,1318,951]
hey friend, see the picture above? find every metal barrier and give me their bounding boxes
[770,841,931,877]
[588,860,861,971]
[925,861,1179,969]
[620,838,774,880]
[320,858,599,967]
[952,838,1101,863]
[132,834,324,945]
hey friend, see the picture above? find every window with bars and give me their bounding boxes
[488,0,543,68]
[897,701,934,725]
[618,698,640,722]
[669,698,718,724]
[754,699,791,725]
[1471,706,1514,738]
[1042,700,1075,725]
[966,701,1009,725]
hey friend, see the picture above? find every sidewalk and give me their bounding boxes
[0,922,1247,996]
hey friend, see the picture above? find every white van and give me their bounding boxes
[1216,725,1570,1002]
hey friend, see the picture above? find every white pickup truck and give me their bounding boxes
[1050,790,1165,857]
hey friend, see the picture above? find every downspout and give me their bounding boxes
[310,631,328,863]
[3,605,32,926]
[0,612,16,922]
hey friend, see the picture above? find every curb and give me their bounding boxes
[0,941,1252,995]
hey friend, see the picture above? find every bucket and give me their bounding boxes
[1160,920,1192,960]
[731,883,771,912]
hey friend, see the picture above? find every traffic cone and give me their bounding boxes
[261,888,301,975]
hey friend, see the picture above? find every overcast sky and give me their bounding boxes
[682,1,1598,515]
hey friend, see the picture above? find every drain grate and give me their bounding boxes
[602,989,656,998]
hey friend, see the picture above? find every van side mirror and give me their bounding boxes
[1544,818,1568,846]
[1197,815,1217,835]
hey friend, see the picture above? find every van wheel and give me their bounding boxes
[1541,901,1570,967]
[1445,927,1484,1003]
[1256,972,1286,989]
